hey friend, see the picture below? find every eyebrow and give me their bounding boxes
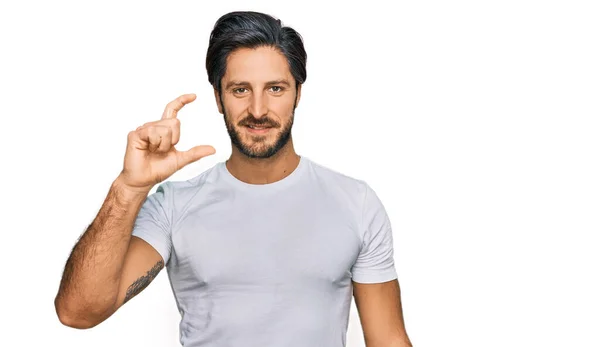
[224,79,291,89]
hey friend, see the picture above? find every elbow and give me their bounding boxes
[54,297,108,329]
[57,312,99,329]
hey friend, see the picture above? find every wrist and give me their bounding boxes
[112,175,152,200]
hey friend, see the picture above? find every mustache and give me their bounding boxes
[239,116,279,128]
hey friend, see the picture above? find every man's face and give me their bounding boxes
[215,46,301,159]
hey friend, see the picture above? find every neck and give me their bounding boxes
[225,139,301,185]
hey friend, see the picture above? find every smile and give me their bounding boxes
[245,125,273,134]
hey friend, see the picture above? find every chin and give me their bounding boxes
[237,137,286,158]
[240,147,280,159]
[244,143,276,154]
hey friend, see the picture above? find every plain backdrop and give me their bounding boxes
[1,0,598,346]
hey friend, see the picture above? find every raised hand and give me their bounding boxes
[118,94,216,191]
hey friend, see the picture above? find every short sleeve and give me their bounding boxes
[351,182,398,283]
[131,182,173,264]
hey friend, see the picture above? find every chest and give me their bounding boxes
[169,192,362,289]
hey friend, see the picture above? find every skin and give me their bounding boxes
[353,280,413,347]
[55,44,411,346]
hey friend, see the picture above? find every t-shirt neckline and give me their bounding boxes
[219,155,308,192]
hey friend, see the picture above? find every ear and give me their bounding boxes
[294,83,302,108]
[213,88,224,114]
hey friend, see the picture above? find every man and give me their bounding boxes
[55,10,412,347]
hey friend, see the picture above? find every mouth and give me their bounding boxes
[245,125,274,134]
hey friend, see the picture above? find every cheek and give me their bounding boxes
[223,99,246,118]
[272,96,296,113]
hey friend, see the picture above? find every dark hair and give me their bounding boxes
[206,11,307,93]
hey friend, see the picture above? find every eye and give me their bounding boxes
[269,86,284,93]
[233,88,248,94]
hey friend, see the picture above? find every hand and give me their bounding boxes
[118,94,216,191]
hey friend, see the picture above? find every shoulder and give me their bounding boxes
[304,157,375,215]
[153,162,222,209]
[305,156,372,196]
[304,157,387,242]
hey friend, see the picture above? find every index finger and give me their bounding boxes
[161,93,197,119]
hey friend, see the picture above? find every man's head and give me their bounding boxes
[206,11,307,159]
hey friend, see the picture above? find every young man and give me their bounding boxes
[55,11,412,347]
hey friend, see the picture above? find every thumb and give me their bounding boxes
[177,145,216,168]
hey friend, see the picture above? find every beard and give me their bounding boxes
[223,108,295,159]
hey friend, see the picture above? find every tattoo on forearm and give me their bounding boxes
[123,260,164,303]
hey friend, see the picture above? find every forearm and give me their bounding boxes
[55,176,150,325]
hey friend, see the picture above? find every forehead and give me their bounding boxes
[222,46,293,84]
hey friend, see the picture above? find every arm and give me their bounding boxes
[54,93,214,329]
[54,177,163,329]
[352,182,412,346]
[353,279,413,347]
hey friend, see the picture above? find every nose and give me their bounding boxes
[248,91,268,119]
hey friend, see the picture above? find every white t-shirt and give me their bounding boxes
[132,155,398,347]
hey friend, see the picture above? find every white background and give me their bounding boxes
[1,0,598,346]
